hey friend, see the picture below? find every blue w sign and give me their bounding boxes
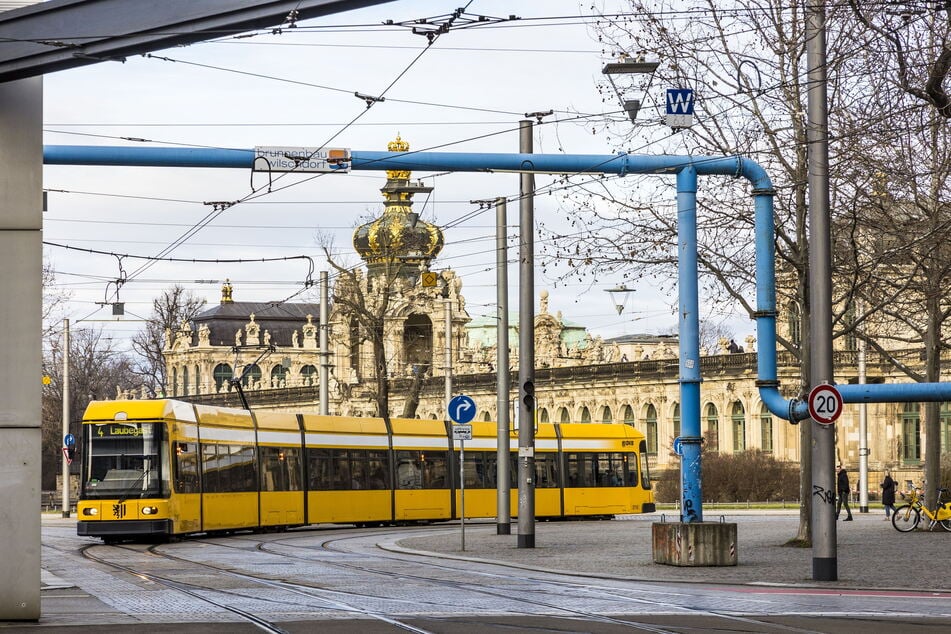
[665,88,695,128]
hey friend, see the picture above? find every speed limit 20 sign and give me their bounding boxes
[808,384,843,425]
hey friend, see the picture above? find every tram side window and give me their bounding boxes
[367,451,389,490]
[174,442,199,493]
[396,451,421,489]
[201,443,257,493]
[396,450,449,489]
[565,452,626,488]
[534,452,559,488]
[625,452,639,487]
[307,448,332,490]
[597,452,626,487]
[260,446,302,492]
[459,451,493,488]
[565,452,593,487]
[639,440,652,490]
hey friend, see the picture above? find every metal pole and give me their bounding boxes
[517,119,536,548]
[460,436,466,551]
[676,167,703,523]
[806,1,837,582]
[62,318,70,518]
[495,197,511,535]
[858,300,868,513]
[445,296,452,410]
[319,270,329,415]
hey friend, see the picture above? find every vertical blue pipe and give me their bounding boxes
[677,166,703,523]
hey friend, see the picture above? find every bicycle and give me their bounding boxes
[891,487,951,532]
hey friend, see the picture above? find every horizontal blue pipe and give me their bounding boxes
[839,382,951,403]
[45,145,255,168]
[42,144,951,417]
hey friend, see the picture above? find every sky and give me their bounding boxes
[41,0,749,352]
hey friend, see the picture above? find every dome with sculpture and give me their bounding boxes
[352,135,444,276]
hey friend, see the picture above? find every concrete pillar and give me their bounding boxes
[652,521,738,567]
[0,76,43,619]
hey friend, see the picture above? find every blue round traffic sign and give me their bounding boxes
[64,433,76,446]
[448,394,476,424]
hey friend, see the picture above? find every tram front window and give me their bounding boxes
[81,422,166,499]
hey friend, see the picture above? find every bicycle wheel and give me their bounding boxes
[892,505,919,532]
[938,518,951,532]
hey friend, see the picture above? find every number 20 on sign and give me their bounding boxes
[808,384,843,425]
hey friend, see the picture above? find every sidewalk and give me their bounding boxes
[394,510,951,591]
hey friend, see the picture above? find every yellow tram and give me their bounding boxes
[76,399,655,541]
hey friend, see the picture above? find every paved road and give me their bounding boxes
[6,511,950,633]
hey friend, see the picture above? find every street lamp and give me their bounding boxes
[605,285,634,315]
[602,53,660,123]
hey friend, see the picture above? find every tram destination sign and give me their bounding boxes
[253,146,351,173]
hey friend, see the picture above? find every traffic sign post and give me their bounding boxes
[808,383,843,425]
[448,394,477,551]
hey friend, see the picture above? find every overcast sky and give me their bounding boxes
[42,0,747,351]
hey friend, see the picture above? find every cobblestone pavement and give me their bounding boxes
[16,511,951,632]
[395,510,951,591]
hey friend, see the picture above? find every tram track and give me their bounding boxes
[80,539,439,633]
[48,524,920,633]
[158,526,820,633]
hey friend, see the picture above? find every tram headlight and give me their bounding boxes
[141,506,158,515]
[82,507,98,516]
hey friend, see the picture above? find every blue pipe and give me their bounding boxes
[677,167,703,522]
[44,145,254,168]
[44,145,951,418]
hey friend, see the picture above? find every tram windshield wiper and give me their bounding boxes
[116,467,150,505]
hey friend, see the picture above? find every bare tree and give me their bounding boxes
[849,2,951,118]
[41,326,139,489]
[130,285,206,397]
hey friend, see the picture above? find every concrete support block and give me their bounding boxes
[652,521,738,567]
[0,427,41,619]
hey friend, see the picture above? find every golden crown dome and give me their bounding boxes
[353,135,444,276]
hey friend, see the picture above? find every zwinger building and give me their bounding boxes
[160,137,938,489]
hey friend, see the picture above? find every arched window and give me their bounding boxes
[242,363,262,387]
[271,364,288,387]
[788,301,801,347]
[622,404,635,426]
[731,401,746,452]
[194,365,200,394]
[558,407,570,423]
[901,402,921,464]
[539,408,550,423]
[348,316,361,380]
[705,403,719,451]
[172,366,178,396]
[672,403,681,439]
[483,411,491,422]
[300,364,317,386]
[182,366,189,396]
[601,406,613,423]
[760,403,773,453]
[213,363,233,391]
[579,406,591,423]
[403,314,433,370]
[843,302,857,352]
[645,404,658,455]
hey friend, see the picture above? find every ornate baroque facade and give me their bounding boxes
[160,137,941,487]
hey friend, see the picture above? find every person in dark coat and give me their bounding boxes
[836,464,853,521]
[881,469,897,520]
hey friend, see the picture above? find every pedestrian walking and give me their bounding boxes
[881,469,897,520]
[836,464,853,521]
